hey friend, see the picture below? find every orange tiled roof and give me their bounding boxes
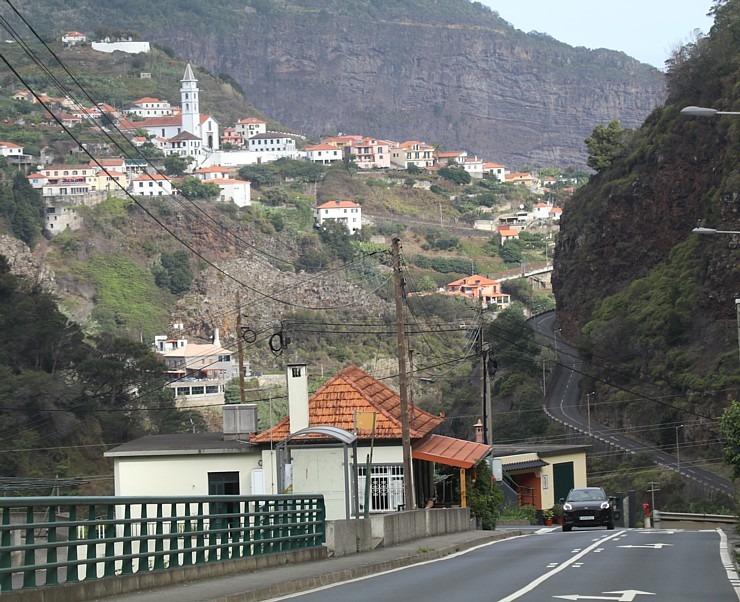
[250,365,443,444]
[314,199,360,209]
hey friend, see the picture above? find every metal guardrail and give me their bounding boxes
[653,510,738,529]
[0,494,325,593]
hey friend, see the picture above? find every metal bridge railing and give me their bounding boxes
[0,494,325,592]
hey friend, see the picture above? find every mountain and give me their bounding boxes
[552,0,739,467]
[19,0,666,167]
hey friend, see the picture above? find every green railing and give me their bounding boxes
[0,494,325,592]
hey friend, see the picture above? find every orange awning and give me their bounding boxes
[412,434,491,469]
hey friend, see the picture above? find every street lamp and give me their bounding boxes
[692,227,740,235]
[680,106,740,117]
[675,424,684,473]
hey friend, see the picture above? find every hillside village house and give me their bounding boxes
[390,140,435,170]
[131,173,173,196]
[498,226,520,244]
[313,199,362,233]
[193,166,252,207]
[61,31,86,45]
[105,363,587,521]
[444,275,511,309]
[0,142,24,157]
[127,97,173,118]
[460,156,484,179]
[483,162,507,182]
[234,117,267,142]
[155,331,237,407]
[320,134,363,149]
[247,132,297,153]
[220,127,242,148]
[344,137,391,170]
[303,143,342,165]
[436,150,468,165]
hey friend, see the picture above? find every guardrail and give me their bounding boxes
[653,510,738,529]
[0,494,325,593]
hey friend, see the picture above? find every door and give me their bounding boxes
[552,461,574,502]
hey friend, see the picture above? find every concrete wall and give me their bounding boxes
[325,507,471,557]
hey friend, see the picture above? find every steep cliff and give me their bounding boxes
[22,0,665,167]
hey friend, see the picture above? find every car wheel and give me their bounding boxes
[562,525,572,532]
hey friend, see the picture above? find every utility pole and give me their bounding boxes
[392,237,414,511]
[236,292,246,404]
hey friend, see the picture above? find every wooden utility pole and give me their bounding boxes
[392,237,414,511]
[236,292,246,404]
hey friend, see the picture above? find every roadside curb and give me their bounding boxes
[213,530,524,602]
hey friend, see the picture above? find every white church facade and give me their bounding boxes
[120,64,219,160]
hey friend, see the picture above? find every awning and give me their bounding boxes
[412,434,491,469]
[501,459,548,472]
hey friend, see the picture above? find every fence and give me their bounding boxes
[0,494,325,593]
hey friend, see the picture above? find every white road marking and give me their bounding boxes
[717,528,740,601]
[496,530,624,602]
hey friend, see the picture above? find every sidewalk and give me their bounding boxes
[97,528,528,602]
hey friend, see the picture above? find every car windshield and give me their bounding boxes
[567,489,606,502]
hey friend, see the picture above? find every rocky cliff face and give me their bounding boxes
[27,0,665,168]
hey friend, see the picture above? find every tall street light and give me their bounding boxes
[676,424,684,473]
[691,228,740,368]
[681,106,740,117]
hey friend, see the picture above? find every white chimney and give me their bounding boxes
[286,363,309,433]
[213,328,220,347]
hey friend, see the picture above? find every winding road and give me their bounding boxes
[531,312,733,497]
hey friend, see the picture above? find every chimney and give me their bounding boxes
[474,419,484,444]
[286,363,309,433]
[213,328,220,347]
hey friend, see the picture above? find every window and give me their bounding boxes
[356,464,404,512]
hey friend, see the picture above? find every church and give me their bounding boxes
[120,64,219,160]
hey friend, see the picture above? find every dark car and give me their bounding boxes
[561,487,614,531]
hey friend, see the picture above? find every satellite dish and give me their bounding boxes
[519,204,525,210]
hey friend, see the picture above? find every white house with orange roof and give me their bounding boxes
[533,202,554,220]
[313,199,362,233]
[193,165,231,181]
[303,143,342,165]
[131,173,173,196]
[320,134,363,149]
[61,31,86,45]
[445,275,511,309]
[0,142,24,157]
[128,97,172,118]
[460,156,484,179]
[506,172,538,189]
[435,150,468,165]
[390,141,435,170]
[193,166,251,207]
[483,162,507,182]
[549,206,562,222]
[344,137,391,169]
[234,117,267,141]
[498,225,520,245]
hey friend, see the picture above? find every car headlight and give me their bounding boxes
[600,501,610,510]
[563,503,572,511]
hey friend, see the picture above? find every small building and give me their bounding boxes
[304,143,342,165]
[444,274,511,309]
[344,137,391,170]
[61,31,87,45]
[131,173,173,196]
[0,142,24,157]
[234,117,267,141]
[483,162,507,182]
[247,133,297,153]
[390,140,435,170]
[313,199,362,233]
[128,97,173,118]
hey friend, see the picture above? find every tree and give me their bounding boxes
[438,166,471,185]
[720,401,740,479]
[406,163,421,175]
[154,250,193,294]
[164,155,192,177]
[499,238,523,263]
[260,186,289,206]
[584,120,630,172]
[177,177,220,199]
[238,164,276,188]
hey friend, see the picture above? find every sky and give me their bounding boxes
[485,0,715,69]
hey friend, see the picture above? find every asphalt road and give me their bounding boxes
[267,527,740,602]
[531,312,733,497]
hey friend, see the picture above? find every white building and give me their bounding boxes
[313,199,362,233]
[61,31,86,45]
[247,133,296,153]
[234,117,267,141]
[128,97,173,118]
[131,173,173,196]
[303,143,342,165]
[0,142,24,157]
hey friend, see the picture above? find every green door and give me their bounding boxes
[552,461,574,502]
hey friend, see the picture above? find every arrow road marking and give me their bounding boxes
[554,590,656,601]
[618,543,673,549]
